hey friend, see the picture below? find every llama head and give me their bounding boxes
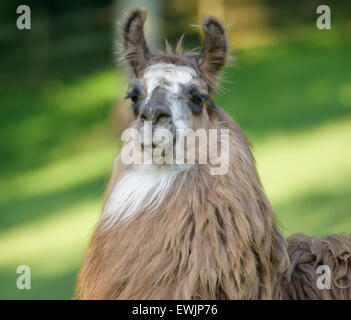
[121,9,228,165]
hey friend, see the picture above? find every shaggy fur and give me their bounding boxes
[282,233,351,299]
[75,9,351,300]
[76,108,289,299]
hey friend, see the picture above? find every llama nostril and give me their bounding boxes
[139,104,172,126]
[155,113,171,125]
[139,106,150,122]
[139,108,149,122]
[140,114,147,122]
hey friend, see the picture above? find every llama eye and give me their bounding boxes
[124,93,139,104]
[186,86,209,115]
[189,95,205,116]
[125,87,141,104]
[191,94,203,105]
[130,95,138,103]
[190,92,209,105]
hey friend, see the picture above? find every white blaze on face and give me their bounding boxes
[143,63,198,129]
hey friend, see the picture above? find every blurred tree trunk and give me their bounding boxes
[28,14,50,84]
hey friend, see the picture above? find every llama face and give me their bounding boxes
[125,63,210,151]
[142,63,205,131]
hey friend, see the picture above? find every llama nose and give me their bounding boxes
[140,104,172,126]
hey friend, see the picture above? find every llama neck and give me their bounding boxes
[94,157,289,299]
[90,111,290,299]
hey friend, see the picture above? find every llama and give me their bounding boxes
[76,9,351,300]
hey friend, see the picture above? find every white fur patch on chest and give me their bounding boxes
[101,165,180,225]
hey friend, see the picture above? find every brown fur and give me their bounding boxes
[75,9,351,300]
[282,233,351,299]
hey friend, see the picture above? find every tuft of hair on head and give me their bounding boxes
[198,16,230,92]
[122,8,153,77]
[175,34,186,55]
[164,38,173,55]
[162,34,187,56]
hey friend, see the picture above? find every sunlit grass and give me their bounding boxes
[40,70,126,114]
[0,200,99,275]
[256,116,351,236]
[0,199,101,299]
[0,144,117,202]
[257,116,351,205]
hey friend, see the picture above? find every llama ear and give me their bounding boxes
[123,9,152,77]
[199,16,228,77]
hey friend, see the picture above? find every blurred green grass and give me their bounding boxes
[1,38,351,299]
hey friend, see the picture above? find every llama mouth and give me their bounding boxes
[138,130,177,150]
[140,141,171,150]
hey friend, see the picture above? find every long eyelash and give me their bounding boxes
[124,92,135,100]
[200,94,209,101]
[191,93,208,105]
